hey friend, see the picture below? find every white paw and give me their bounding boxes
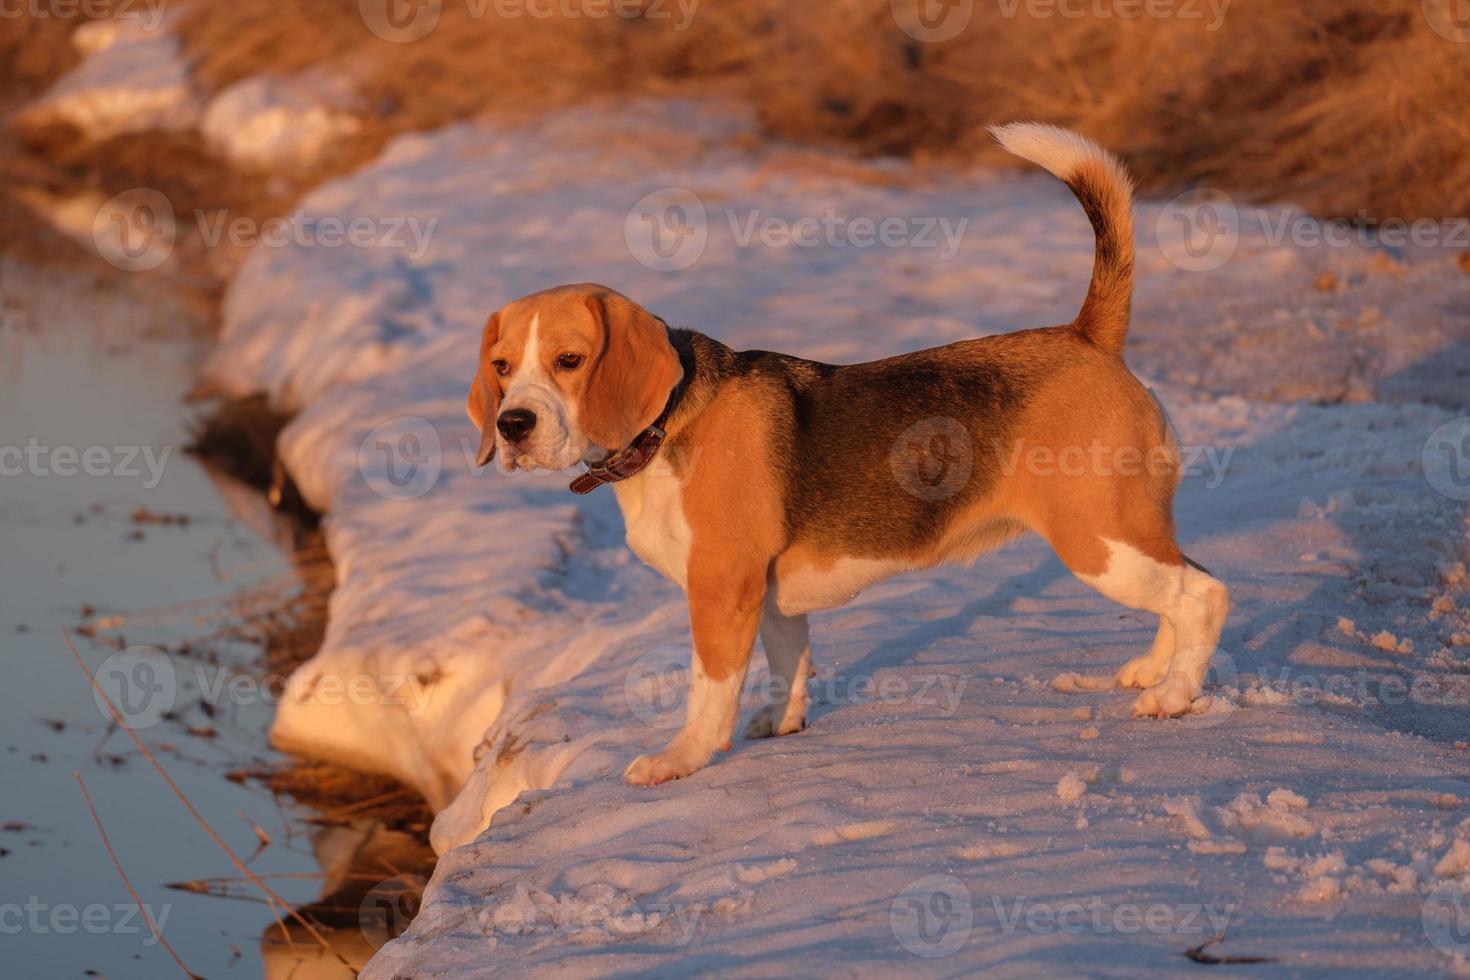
[623,744,713,786]
[1130,673,1197,718]
[1116,653,1171,690]
[744,704,806,740]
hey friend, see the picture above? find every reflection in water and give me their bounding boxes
[262,822,433,978]
[0,260,432,977]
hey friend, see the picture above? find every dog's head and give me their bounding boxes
[467,284,683,473]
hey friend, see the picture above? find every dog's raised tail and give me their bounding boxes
[990,122,1135,356]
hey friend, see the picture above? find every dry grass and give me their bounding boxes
[3,1,1464,273]
[166,0,1470,220]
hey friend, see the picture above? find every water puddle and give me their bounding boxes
[0,260,430,977]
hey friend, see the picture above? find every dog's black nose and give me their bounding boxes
[496,408,537,442]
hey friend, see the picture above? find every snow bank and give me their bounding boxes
[201,74,361,170]
[201,99,1470,972]
[21,11,201,139]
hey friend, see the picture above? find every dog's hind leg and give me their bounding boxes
[1053,531,1229,717]
[745,602,811,739]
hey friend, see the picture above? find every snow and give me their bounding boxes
[194,99,1470,973]
[200,74,361,170]
[1056,771,1088,802]
[21,11,201,139]
[23,14,358,172]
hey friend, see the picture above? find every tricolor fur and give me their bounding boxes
[466,123,1229,786]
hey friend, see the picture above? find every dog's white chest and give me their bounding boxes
[612,471,692,588]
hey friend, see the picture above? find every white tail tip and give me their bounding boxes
[989,121,1117,182]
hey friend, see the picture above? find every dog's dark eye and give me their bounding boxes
[557,353,585,371]
[492,359,510,376]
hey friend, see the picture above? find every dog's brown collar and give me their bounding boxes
[569,342,690,495]
[568,422,668,495]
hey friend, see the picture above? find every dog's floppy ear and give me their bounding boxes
[466,311,502,467]
[581,293,682,451]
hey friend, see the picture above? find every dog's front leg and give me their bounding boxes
[624,568,764,786]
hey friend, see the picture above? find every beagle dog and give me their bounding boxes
[467,123,1229,786]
